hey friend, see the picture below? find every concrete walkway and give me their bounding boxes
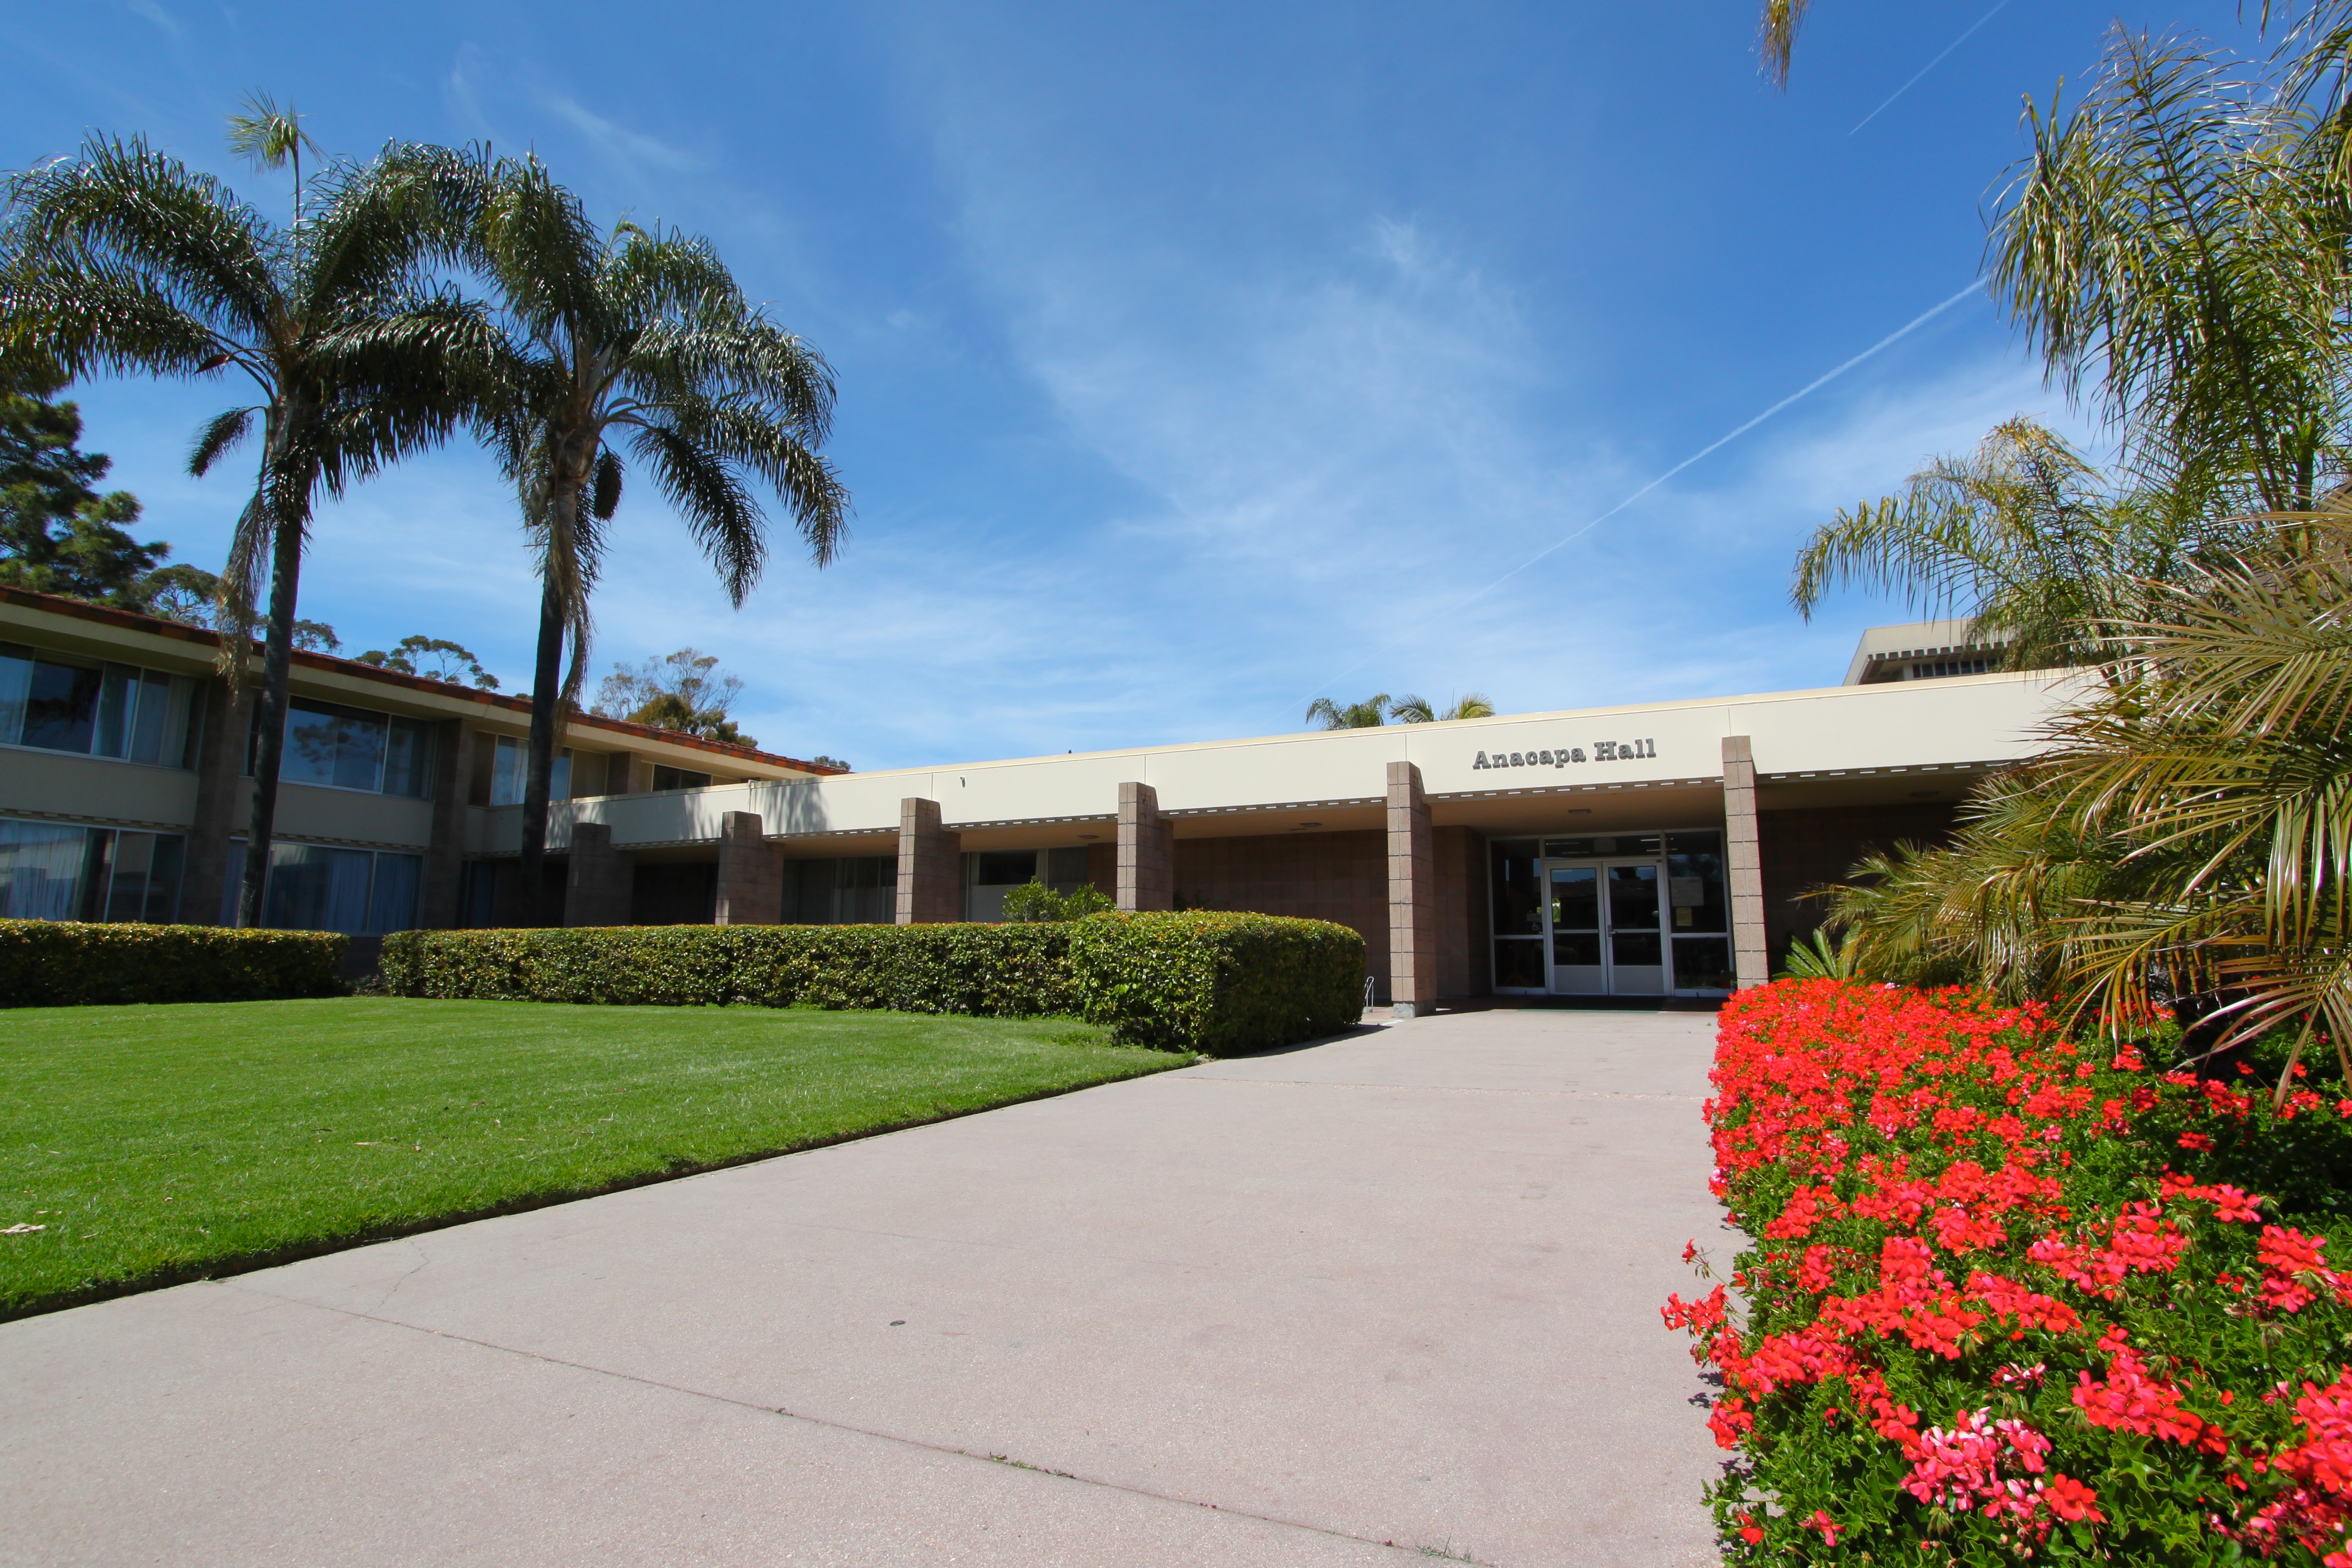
[0,1009,1726,1567]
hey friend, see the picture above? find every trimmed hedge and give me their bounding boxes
[1066,911,1365,1053]
[381,923,1078,1017]
[381,912,1368,1053]
[0,920,348,1007]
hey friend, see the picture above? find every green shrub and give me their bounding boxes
[381,923,1078,1018]
[1001,879,1115,922]
[381,912,1368,1053]
[0,920,347,1007]
[1066,910,1365,1053]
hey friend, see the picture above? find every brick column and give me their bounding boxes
[1723,734,1770,988]
[180,673,247,925]
[563,821,633,927]
[713,810,781,925]
[896,797,962,923]
[1117,782,1174,912]
[417,721,474,929]
[1385,761,1438,1017]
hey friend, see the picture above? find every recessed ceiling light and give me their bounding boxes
[1297,821,1321,828]
[1078,834,1099,841]
[1568,808,1592,815]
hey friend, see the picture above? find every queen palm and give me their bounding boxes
[1392,692,1496,723]
[465,159,849,920]
[0,108,483,925]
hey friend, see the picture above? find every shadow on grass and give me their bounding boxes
[5,1054,1196,1324]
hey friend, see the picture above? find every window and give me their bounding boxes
[0,817,184,922]
[223,839,423,933]
[782,856,897,924]
[1666,830,1733,996]
[650,763,710,792]
[489,736,570,806]
[0,645,201,766]
[254,699,431,797]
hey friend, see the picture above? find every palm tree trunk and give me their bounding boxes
[236,515,304,928]
[517,572,566,925]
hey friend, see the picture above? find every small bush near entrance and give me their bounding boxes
[1066,911,1365,1054]
[1667,979,2352,1564]
[381,911,1367,1053]
[0,920,347,1008]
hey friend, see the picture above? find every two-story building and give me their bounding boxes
[0,585,2047,1011]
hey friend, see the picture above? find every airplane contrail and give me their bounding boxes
[1852,1,2012,136]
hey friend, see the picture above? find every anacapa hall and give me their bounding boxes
[0,585,2056,1013]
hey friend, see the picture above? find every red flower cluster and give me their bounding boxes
[1673,979,2352,1563]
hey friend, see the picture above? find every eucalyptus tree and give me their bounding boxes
[0,104,484,925]
[465,158,849,920]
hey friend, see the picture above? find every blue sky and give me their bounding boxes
[9,0,2250,768]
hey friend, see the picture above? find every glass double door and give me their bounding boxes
[1545,859,1667,995]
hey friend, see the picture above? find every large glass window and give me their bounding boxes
[782,856,898,924]
[488,736,570,805]
[266,700,431,797]
[1666,829,1733,995]
[0,818,184,922]
[650,763,709,792]
[0,645,200,766]
[1490,838,1545,991]
[230,839,423,933]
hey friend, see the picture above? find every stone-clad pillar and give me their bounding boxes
[1723,735,1770,989]
[564,821,634,927]
[1386,761,1438,1018]
[1117,782,1174,912]
[713,810,781,925]
[896,797,962,923]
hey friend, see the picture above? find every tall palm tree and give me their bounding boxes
[463,158,849,920]
[1758,0,1811,87]
[1788,418,2232,672]
[0,109,483,925]
[1992,26,2352,517]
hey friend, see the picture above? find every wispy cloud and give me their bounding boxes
[536,91,699,176]
[124,0,183,39]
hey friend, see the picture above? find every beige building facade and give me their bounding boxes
[1,589,2064,1011]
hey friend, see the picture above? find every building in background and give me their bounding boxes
[0,587,2065,1006]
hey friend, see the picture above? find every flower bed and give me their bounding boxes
[1667,979,2352,1563]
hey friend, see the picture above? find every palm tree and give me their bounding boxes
[1306,694,1395,729]
[0,106,483,925]
[1788,418,2234,672]
[1758,0,1811,87]
[1992,27,2352,518]
[1392,692,1496,723]
[463,158,849,920]
[1819,518,2352,1098]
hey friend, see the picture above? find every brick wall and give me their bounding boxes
[1175,829,1389,997]
[1758,801,1960,961]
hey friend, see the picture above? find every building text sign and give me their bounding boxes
[1472,738,1657,771]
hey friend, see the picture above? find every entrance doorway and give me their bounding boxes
[1546,859,1665,995]
[1488,830,1733,998]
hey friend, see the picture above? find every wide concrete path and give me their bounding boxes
[1,1009,1726,1567]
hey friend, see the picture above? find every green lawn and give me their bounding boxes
[0,998,1188,1320]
